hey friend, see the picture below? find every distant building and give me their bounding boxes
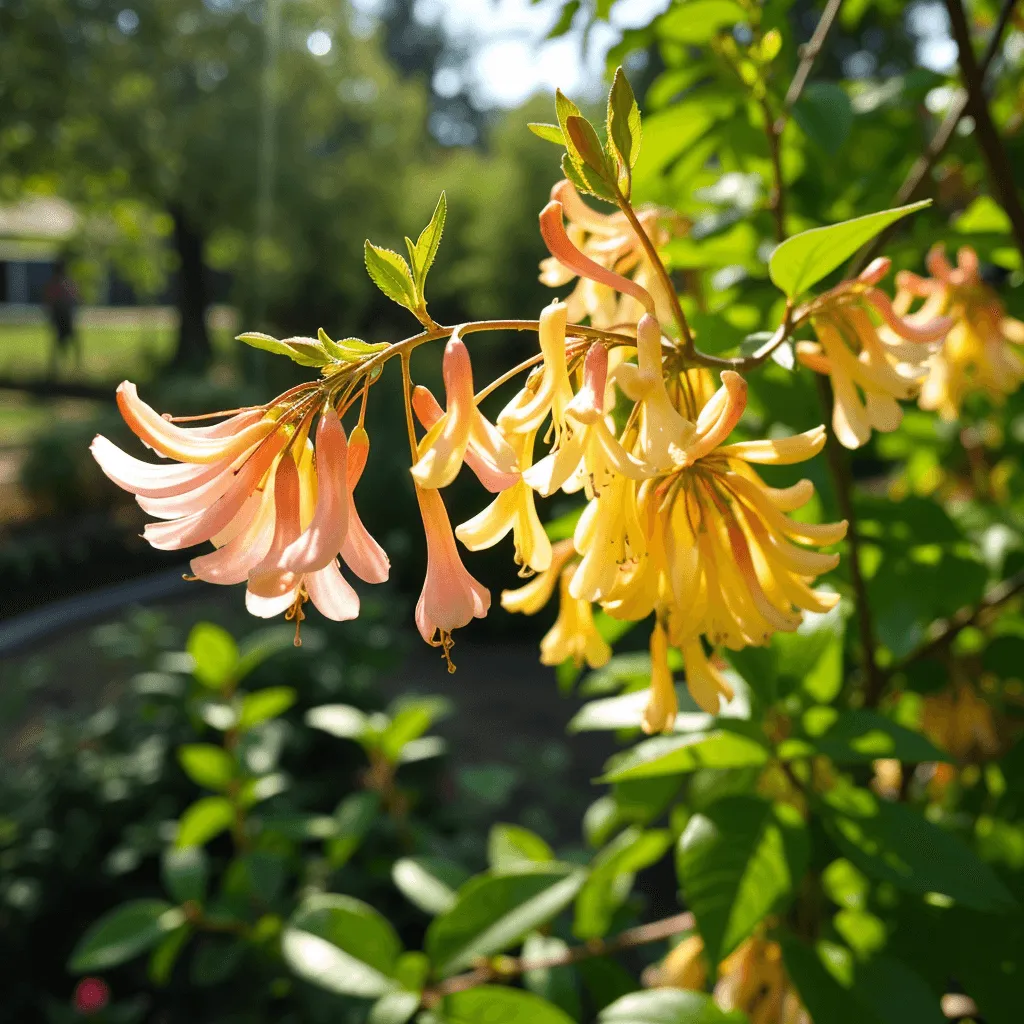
[0,197,79,308]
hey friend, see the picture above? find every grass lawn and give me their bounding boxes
[0,306,239,449]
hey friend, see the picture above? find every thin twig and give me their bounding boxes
[850,0,1019,273]
[888,568,1024,674]
[425,912,696,1001]
[615,185,696,350]
[762,96,787,242]
[814,375,885,707]
[944,0,1024,259]
[776,0,845,131]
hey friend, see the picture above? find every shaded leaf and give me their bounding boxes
[70,900,184,972]
[599,988,745,1022]
[602,728,769,781]
[792,82,854,152]
[161,847,208,905]
[444,986,575,1024]
[488,824,555,870]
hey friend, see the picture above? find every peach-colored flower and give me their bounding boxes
[796,258,952,449]
[411,332,517,489]
[91,382,389,638]
[896,245,1024,420]
[539,563,611,669]
[539,179,685,328]
[415,484,490,670]
[642,620,678,734]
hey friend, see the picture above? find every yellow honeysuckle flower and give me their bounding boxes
[539,563,611,669]
[500,539,576,614]
[715,937,810,1024]
[455,428,552,574]
[645,934,707,991]
[796,257,952,449]
[896,245,1024,420]
[642,620,678,734]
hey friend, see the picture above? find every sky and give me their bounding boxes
[349,0,671,108]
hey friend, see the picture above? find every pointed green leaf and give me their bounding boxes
[283,893,402,998]
[70,900,185,972]
[547,0,581,39]
[529,122,566,145]
[408,191,446,295]
[657,0,748,43]
[393,857,468,916]
[607,67,642,174]
[565,114,613,184]
[149,925,191,987]
[820,785,1017,912]
[602,728,769,781]
[364,241,417,310]
[187,623,238,690]
[238,687,296,731]
[178,744,235,791]
[327,792,381,868]
[426,868,586,976]
[794,708,951,764]
[678,798,809,964]
[769,201,931,298]
[279,337,331,367]
[370,991,420,1024]
[445,986,576,1024]
[236,331,296,359]
[488,824,555,870]
[176,796,235,849]
[162,846,209,905]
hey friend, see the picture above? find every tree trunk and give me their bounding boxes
[170,204,212,371]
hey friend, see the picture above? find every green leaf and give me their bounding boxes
[392,857,467,916]
[602,728,769,782]
[305,703,371,741]
[162,847,208,904]
[70,900,185,972]
[176,796,235,849]
[327,791,381,868]
[178,744,235,790]
[407,191,446,296]
[235,626,294,679]
[283,893,402,998]
[769,201,931,298]
[565,115,611,180]
[238,687,296,731]
[793,82,853,152]
[820,785,1017,912]
[426,868,587,976]
[369,991,420,1024]
[522,933,581,1020]
[555,91,616,201]
[281,337,332,367]
[149,925,191,987]
[528,122,565,145]
[547,0,581,39]
[607,67,642,174]
[380,696,452,763]
[236,331,298,359]
[488,824,555,870]
[679,798,808,964]
[599,988,745,1023]
[780,935,880,1024]
[444,986,576,1024]
[317,329,390,363]
[657,0,748,43]
[576,827,673,939]
[187,623,239,690]
[793,708,951,764]
[364,241,417,310]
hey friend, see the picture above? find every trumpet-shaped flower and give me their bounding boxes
[500,539,576,615]
[896,245,1024,420]
[642,620,678,734]
[411,332,517,489]
[91,382,389,639]
[795,258,952,449]
[539,563,611,669]
[539,179,685,328]
[455,428,552,574]
[415,484,490,670]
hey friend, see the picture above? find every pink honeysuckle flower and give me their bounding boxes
[246,452,360,636]
[414,484,490,670]
[410,332,517,490]
[412,386,519,493]
[339,425,391,584]
[539,200,657,318]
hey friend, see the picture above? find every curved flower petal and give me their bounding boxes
[339,426,390,584]
[304,560,360,621]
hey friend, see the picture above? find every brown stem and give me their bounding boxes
[426,912,696,1000]
[762,96,787,243]
[850,0,1019,274]
[944,0,1024,258]
[614,185,695,350]
[776,0,845,131]
[814,375,884,707]
[888,568,1024,674]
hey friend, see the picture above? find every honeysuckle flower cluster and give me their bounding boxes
[88,66,972,736]
[648,933,809,1024]
[795,257,952,449]
[895,245,1024,420]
